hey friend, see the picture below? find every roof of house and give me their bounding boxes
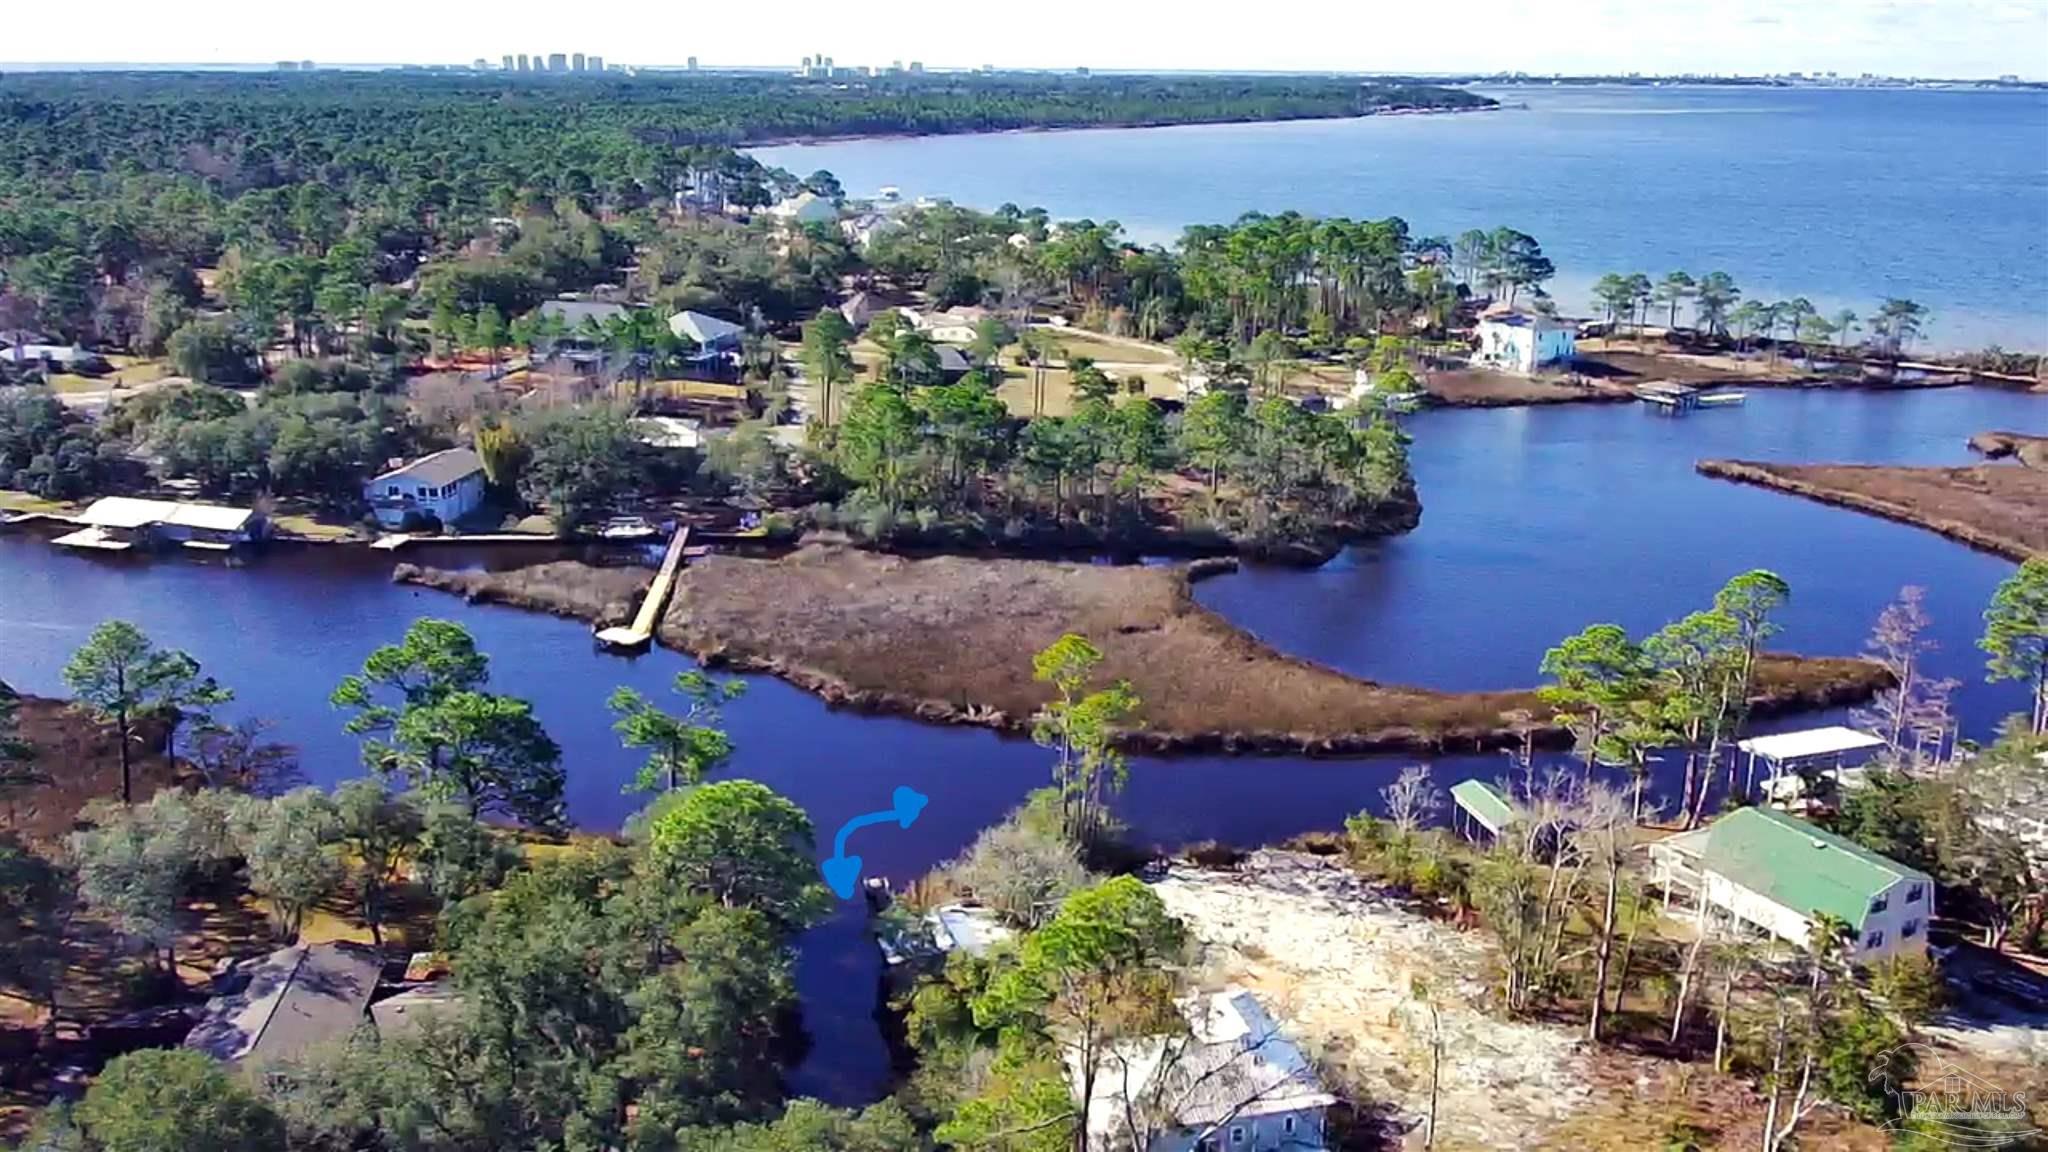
[930,905,1013,958]
[1701,807,1924,930]
[185,943,382,1065]
[1073,987,1335,1142]
[1480,312,1575,333]
[668,310,745,347]
[1450,779,1514,834]
[368,982,464,1041]
[538,300,629,329]
[78,497,257,533]
[370,447,484,488]
[934,345,972,374]
[1736,726,1887,764]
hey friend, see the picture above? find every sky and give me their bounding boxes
[8,0,2048,78]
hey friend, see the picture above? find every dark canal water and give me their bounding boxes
[0,385,2041,1102]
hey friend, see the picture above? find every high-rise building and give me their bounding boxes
[473,58,489,71]
[517,54,530,72]
[589,56,603,72]
[907,61,925,74]
[572,53,586,72]
[502,55,515,71]
[686,56,698,71]
[548,53,568,72]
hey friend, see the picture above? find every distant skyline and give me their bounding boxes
[7,0,2048,80]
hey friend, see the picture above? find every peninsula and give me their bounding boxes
[394,545,1889,753]
[1698,437,2048,561]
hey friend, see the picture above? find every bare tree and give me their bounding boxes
[1577,784,1637,1043]
[1382,765,1443,836]
[1756,915,1851,1152]
[188,719,304,795]
[1853,586,1960,768]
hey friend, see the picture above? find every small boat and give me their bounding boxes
[599,516,658,542]
[1696,391,1747,407]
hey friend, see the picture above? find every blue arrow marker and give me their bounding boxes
[820,785,929,899]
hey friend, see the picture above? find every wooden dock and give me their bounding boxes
[596,527,691,652]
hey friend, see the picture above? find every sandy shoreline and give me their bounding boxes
[393,544,1888,755]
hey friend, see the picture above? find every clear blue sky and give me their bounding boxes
[12,0,2048,79]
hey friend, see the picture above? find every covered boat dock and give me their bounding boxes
[1450,778,1515,841]
[54,497,266,554]
[1735,725,1888,804]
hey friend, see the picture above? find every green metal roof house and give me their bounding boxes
[1650,807,1933,960]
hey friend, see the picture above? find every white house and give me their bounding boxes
[667,310,746,352]
[1071,987,1337,1152]
[902,305,987,344]
[365,447,487,529]
[1651,806,1933,961]
[768,191,838,228]
[1472,311,1576,375]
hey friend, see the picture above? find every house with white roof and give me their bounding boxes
[768,191,838,228]
[365,447,487,529]
[1734,725,1888,803]
[1472,309,1575,375]
[1072,987,1337,1152]
[901,305,988,344]
[55,497,268,553]
[1650,806,1933,960]
[667,310,746,353]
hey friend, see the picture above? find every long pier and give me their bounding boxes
[596,526,691,652]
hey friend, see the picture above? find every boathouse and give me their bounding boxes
[1734,725,1888,803]
[1450,778,1514,841]
[56,497,267,553]
[1649,806,1932,960]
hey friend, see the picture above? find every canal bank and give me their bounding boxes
[0,385,2038,1104]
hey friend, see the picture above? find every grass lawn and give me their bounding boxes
[268,512,362,542]
[44,357,171,394]
[0,489,83,517]
[1029,327,1177,366]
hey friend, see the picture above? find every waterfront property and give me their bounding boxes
[1071,986,1337,1152]
[1471,309,1576,375]
[185,942,382,1067]
[55,496,267,553]
[365,447,487,529]
[768,190,838,227]
[872,898,1014,974]
[1733,725,1888,802]
[1650,806,1933,960]
[1450,777,1513,841]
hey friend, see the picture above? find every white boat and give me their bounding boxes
[1696,391,1748,407]
[599,516,658,541]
